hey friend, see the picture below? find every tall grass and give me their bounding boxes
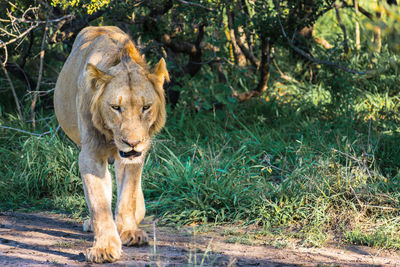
[0,115,84,212]
[1,35,400,248]
[141,95,400,246]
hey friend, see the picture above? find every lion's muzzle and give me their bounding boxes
[119,150,142,158]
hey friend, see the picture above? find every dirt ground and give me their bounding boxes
[0,212,399,266]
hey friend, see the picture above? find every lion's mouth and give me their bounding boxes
[119,150,142,158]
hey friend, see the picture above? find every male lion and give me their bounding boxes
[54,26,169,263]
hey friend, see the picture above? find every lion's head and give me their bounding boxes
[85,42,169,164]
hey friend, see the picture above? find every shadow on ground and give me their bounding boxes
[0,212,399,266]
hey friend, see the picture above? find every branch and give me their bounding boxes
[27,88,55,94]
[195,23,206,48]
[341,2,374,20]
[0,6,40,47]
[0,24,38,47]
[357,5,373,19]
[275,4,368,75]
[5,0,24,12]
[256,39,271,93]
[0,40,8,65]
[161,33,197,54]
[185,23,207,76]
[161,23,207,77]
[272,58,299,83]
[49,18,67,44]
[15,14,74,24]
[31,18,49,128]
[176,0,214,11]
[48,11,104,45]
[334,1,349,54]
[0,27,18,38]
[0,125,53,137]
[314,36,333,49]
[234,39,271,101]
[227,11,259,68]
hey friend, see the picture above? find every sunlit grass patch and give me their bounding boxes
[345,227,400,249]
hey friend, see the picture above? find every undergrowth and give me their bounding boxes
[1,41,400,249]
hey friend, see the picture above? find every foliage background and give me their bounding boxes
[0,0,400,248]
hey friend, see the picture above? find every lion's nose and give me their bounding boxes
[122,139,140,148]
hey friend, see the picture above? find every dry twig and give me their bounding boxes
[0,125,52,136]
[0,3,73,47]
[30,17,49,128]
[0,3,72,121]
[272,58,299,83]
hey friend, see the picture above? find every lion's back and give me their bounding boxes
[54,26,130,145]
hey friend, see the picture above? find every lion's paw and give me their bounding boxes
[120,229,149,246]
[86,236,121,263]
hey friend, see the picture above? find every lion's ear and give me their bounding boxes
[154,58,170,84]
[148,58,168,136]
[148,58,170,86]
[86,63,113,91]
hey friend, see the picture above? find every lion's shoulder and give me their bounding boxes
[74,26,149,72]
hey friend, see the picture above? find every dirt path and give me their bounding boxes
[0,212,399,266]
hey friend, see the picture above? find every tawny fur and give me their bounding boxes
[54,26,168,263]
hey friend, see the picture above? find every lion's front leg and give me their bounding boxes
[79,150,121,263]
[115,160,148,246]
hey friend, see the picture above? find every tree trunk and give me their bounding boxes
[374,2,382,52]
[234,39,271,101]
[334,2,349,54]
[354,0,361,50]
[256,39,271,94]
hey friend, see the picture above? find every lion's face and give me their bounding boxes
[87,59,168,164]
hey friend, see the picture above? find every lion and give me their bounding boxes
[54,26,169,263]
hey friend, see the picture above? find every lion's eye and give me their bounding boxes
[142,105,151,112]
[111,105,121,112]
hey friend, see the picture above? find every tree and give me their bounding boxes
[1,0,398,117]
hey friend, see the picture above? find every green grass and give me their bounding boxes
[345,226,400,249]
[1,80,399,248]
[1,26,400,249]
[0,115,83,212]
